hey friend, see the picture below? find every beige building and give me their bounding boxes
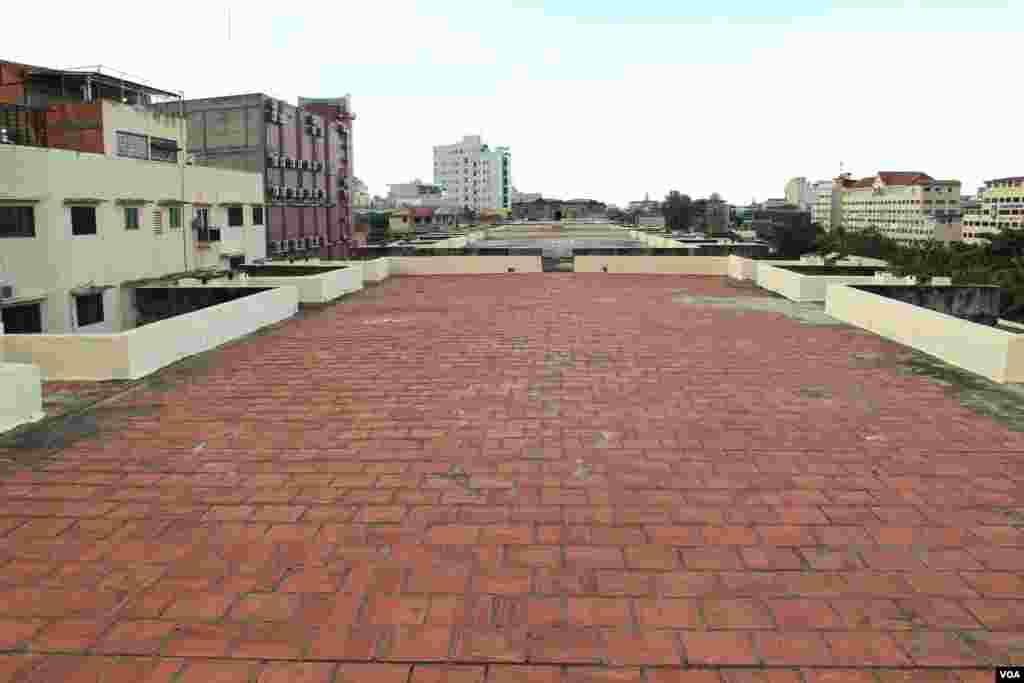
[0,103,264,334]
[962,176,1024,244]
[784,177,814,211]
[811,180,837,231]
[833,171,962,245]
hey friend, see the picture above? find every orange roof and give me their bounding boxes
[877,172,934,186]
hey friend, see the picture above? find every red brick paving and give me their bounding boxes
[1,274,1024,679]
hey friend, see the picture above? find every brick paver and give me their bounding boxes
[2,273,1023,679]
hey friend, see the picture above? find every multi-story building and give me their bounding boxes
[833,171,962,245]
[352,178,371,209]
[784,177,815,211]
[0,62,264,334]
[627,194,661,215]
[433,135,511,212]
[811,180,836,231]
[962,177,1024,244]
[153,93,354,260]
[511,188,542,203]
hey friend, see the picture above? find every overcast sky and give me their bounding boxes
[6,0,1021,206]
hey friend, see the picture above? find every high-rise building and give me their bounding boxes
[811,180,836,231]
[433,135,511,212]
[832,171,962,244]
[153,93,355,260]
[961,176,1024,244]
[784,177,815,211]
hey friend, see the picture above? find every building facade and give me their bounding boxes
[784,177,815,211]
[153,93,354,260]
[0,74,264,334]
[962,176,1024,244]
[433,135,511,212]
[833,171,962,245]
[811,180,836,231]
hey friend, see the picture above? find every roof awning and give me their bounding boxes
[116,198,151,206]
[149,138,181,151]
[157,199,186,206]
[63,197,105,205]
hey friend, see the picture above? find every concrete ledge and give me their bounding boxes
[574,255,730,275]
[826,284,1024,383]
[390,256,543,275]
[0,363,44,434]
[2,286,299,381]
[242,266,362,303]
[757,264,881,302]
[359,258,393,282]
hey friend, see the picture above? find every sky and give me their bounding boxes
[5,0,1022,207]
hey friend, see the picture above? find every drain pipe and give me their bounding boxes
[179,91,188,272]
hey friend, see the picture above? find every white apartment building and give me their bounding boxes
[433,135,512,212]
[0,101,264,335]
[962,176,1024,244]
[833,171,962,245]
[784,177,815,211]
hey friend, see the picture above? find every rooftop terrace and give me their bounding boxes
[1,273,1023,680]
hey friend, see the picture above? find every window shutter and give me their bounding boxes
[153,209,163,234]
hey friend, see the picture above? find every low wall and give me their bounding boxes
[391,256,543,275]
[359,258,393,282]
[574,256,729,275]
[3,286,298,381]
[242,267,362,303]
[826,284,1024,384]
[757,264,880,302]
[0,363,44,433]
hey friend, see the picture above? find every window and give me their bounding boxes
[0,206,35,238]
[169,206,181,229]
[116,131,149,159]
[1,303,43,333]
[75,292,104,327]
[227,206,244,227]
[71,206,97,235]
[252,206,264,225]
[124,207,140,230]
[152,209,163,234]
[193,207,209,229]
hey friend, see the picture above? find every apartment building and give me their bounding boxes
[153,93,354,260]
[962,176,1024,244]
[0,63,264,334]
[784,177,815,211]
[833,171,962,244]
[811,180,836,231]
[433,135,511,212]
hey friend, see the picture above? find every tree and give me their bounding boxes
[755,212,821,259]
[661,191,692,233]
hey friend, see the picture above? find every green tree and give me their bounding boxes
[661,191,692,233]
[755,213,821,259]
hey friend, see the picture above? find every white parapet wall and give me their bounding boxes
[574,255,730,275]
[358,258,394,282]
[2,286,299,381]
[826,283,1024,384]
[757,264,882,302]
[241,267,362,304]
[0,363,44,434]
[390,256,543,275]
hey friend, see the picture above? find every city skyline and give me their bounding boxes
[4,0,1022,206]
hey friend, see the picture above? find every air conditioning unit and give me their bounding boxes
[285,187,295,199]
